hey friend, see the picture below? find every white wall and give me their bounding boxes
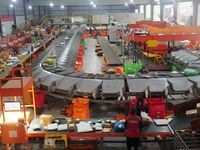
[145,5,151,20]
[177,2,193,25]
[93,13,144,24]
[16,16,25,29]
[1,17,14,36]
[112,13,144,24]
[92,15,109,24]
[153,5,160,21]
[16,15,33,29]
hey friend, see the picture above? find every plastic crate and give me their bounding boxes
[124,63,134,74]
[172,65,177,71]
[124,63,142,74]
[148,98,166,119]
[34,90,45,108]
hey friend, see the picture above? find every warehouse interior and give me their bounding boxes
[0,0,200,150]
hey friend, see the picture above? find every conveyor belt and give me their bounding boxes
[56,68,75,76]
[188,75,200,85]
[167,77,193,94]
[75,79,102,99]
[109,74,125,79]
[147,78,169,92]
[40,74,64,92]
[30,27,200,98]
[68,71,85,77]
[33,70,51,83]
[28,118,172,138]
[127,79,148,94]
[102,79,124,97]
[31,32,69,69]
[170,50,199,67]
[94,74,110,79]
[57,28,84,68]
[79,73,96,79]
[170,115,200,131]
[55,77,82,95]
[97,36,122,66]
[142,122,171,135]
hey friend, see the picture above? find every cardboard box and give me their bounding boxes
[102,122,111,128]
[186,109,198,117]
[69,123,75,131]
[97,73,105,77]
[197,103,200,115]
[40,115,53,126]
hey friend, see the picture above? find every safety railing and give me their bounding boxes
[174,130,200,150]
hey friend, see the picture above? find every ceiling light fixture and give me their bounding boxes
[50,3,54,7]
[28,5,32,9]
[10,4,14,8]
[130,0,133,2]
[12,0,17,2]
[125,3,128,6]
[61,5,64,9]
[90,1,94,5]
[93,4,96,8]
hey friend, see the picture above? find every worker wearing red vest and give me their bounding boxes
[126,107,141,150]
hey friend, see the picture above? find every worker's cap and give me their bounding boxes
[137,97,144,103]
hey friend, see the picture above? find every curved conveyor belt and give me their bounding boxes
[32,27,200,100]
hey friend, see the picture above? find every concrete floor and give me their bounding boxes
[83,38,103,74]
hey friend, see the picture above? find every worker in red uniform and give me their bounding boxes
[135,97,148,117]
[126,107,141,150]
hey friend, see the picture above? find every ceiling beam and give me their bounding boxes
[29,0,150,6]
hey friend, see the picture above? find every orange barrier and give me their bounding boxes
[74,62,83,71]
[79,44,84,53]
[149,26,200,35]
[77,55,83,63]
[75,44,85,71]
[136,20,167,28]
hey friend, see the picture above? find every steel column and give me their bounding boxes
[173,0,178,23]
[23,0,27,21]
[150,0,154,21]
[13,5,16,26]
[160,0,164,21]
[144,5,146,19]
[32,6,35,16]
[7,6,10,17]
[192,0,198,25]
[44,6,46,15]
[38,6,41,19]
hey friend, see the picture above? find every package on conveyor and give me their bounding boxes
[102,128,112,133]
[102,122,111,128]
[197,103,200,115]
[40,114,53,126]
[68,123,75,131]
[97,73,105,77]
[186,109,198,117]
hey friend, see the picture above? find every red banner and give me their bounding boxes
[1,17,14,22]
